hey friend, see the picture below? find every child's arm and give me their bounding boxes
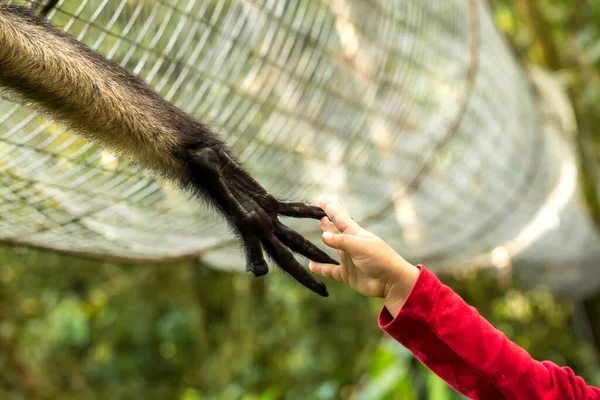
[312,194,600,400]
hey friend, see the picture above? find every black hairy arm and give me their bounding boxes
[0,3,338,296]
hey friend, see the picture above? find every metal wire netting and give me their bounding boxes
[1,0,598,296]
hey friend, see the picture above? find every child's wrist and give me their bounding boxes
[382,259,420,317]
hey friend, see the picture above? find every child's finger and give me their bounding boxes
[318,193,362,234]
[324,202,361,235]
[320,216,340,234]
[309,261,342,282]
[321,231,367,253]
[329,194,348,210]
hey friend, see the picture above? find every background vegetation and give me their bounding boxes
[4,0,600,399]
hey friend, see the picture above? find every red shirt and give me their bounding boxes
[378,265,600,399]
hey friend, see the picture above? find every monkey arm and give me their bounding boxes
[0,3,337,296]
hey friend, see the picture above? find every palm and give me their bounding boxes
[318,209,395,298]
[336,232,392,298]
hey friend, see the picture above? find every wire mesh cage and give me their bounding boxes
[1,0,598,296]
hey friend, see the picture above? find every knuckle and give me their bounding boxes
[240,209,272,231]
[332,214,342,225]
[263,194,279,211]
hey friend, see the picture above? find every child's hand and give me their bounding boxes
[310,194,420,316]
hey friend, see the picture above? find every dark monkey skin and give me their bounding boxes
[0,3,338,296]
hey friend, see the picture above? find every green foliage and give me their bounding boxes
[4,243,592,399]
[0,245,383,399]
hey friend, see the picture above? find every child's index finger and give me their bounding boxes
[318,194,361,235]
[320,216,340,234]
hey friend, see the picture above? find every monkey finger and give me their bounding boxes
[239,231,269,276]
[261,234,329,297]
[279,202,327,220]
[274,221,338,265]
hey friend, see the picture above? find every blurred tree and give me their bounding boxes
[490,0,600,375]
[0,244,383,399]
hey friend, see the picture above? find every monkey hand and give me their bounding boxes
[6,1,335,295]
[191,147,338,297]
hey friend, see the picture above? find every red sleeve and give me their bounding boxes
[378,265,600,400]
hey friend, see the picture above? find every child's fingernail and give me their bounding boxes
[322,232,333,240]
[318,193,329,203]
